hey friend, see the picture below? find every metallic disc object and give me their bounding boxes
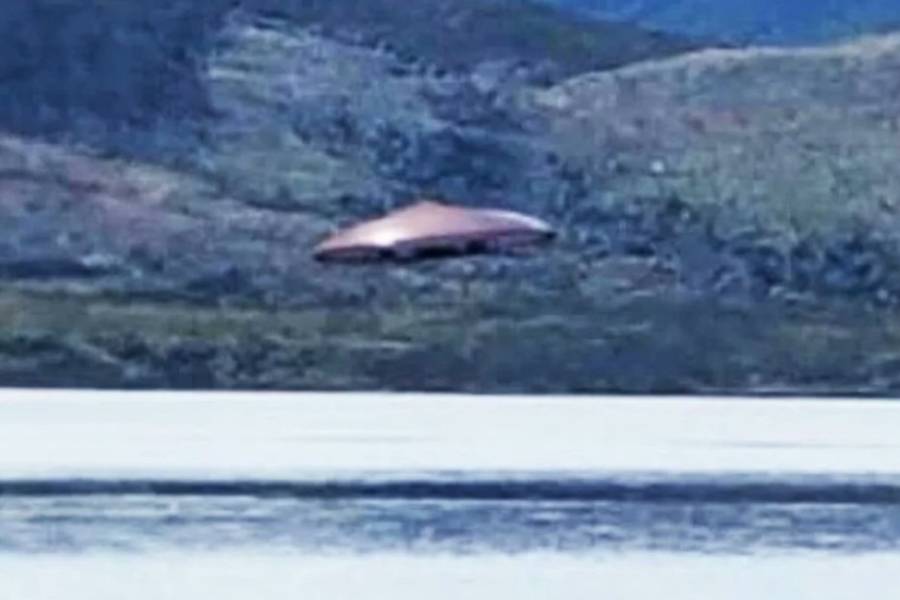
[314,201,555,262]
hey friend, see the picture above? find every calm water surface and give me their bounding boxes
[4,393,900,597]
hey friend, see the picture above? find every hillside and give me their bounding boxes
[2,2,900,393]
[542,0,900,45]
[0,0,699,162]
[531,34,900,236]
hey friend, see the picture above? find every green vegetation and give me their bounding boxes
[0,0,697,164]
[2,287,899,393]
[2,1,900,393]
[0,0,234,157]
[249,0,699,75]
[535,35,900,237]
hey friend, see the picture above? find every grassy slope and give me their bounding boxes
[0,0,699,161]
[533,33,900,238]
[2,4,900,392]
[7,129,890,393]
[4,283,900,393]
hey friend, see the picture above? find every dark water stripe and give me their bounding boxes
[3,478,900,504]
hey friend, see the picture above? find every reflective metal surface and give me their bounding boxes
[314,201,555,261]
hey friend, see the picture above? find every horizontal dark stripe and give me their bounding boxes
[2,477,900,504]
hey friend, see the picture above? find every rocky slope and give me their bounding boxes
[2,1,900,393]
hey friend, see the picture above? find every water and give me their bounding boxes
[4,483,900,599]
[3,490,900,555]
[3,391,900,597]
[4,552,897,600]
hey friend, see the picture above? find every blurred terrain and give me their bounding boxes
[2,0,900,393]
[543,0,900,46]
